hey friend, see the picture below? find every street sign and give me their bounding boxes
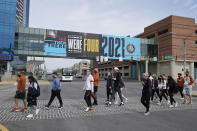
[165,56,174,59]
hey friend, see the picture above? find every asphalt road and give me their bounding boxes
[1,80,197,131]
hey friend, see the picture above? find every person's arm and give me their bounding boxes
[56,78,60,90]
[189,76,194,85]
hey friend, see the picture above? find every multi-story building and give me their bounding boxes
[136,15,197,79]
[72,61,90,76]
[0,0,30,76]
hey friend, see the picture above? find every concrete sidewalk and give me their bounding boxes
[0,80,50,86]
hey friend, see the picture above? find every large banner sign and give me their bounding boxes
[101,35,140,60]
[14,27,142,60]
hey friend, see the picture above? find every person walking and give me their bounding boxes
[151,74,160,101]
[83,69,94,112]
[26,76,40,118]
[114,76,128,104]
[157,75,169,105]
[141,73,152,116]
[177,73,184,99]
[168,76,178,108]
[109,67,124,106]
[105,72,112,104]
[92,68,99,105]
[183,71,194,104]
[45,72,63,109]
[11,72,27,112]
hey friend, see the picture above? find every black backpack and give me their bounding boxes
[33,83,40,97]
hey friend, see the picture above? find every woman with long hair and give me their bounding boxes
[168,76,178,108]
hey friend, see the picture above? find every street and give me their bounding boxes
[0,80,197,131]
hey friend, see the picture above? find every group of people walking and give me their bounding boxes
[10,68,194,117]
[141,71,194,116]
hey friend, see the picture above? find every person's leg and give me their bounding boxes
[56,90,63,107]
[183,87,187,104]
[87,91,92,108]
[47,90,56,106]
[84,91,89,106]
[163,90,168,100]
[170,94,174,105]
[145,93,150,112]
[23,99,27,108]
[107,87,110,101]
[117,88,123,103]
[15,98,19,108]
[179,86,184,98]
[151,89,155,101]
[141,92,146,108]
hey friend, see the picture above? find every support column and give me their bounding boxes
[190,62,194,79]
[145,60,148,74]
[170,60,176,79]
[6,61,11,72]
[157,62,160,76]
[137,62,141,81]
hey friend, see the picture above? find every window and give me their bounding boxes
[158,29,168,36]
[195,30,197,35]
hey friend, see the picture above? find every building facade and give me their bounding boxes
[0,0,30,76]
[136,15,197,79]
[72,61,90,76]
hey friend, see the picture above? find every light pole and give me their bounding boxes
[184,38,186,76]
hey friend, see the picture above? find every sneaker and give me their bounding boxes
[183,100,187,104]
[174,102,178,107]
[188,102,192,104]
[144,111,150,116]
[58,106,63,109]
[92,103,98,106]
[11,107,19,112]
[119,102,124,106]
[157,102,161,106]
[35,109,40,115]
[26,114,33,118]
[167,100,170,105]
[169,105,174,108]
[180,97,184,100]
[85,107,92,112]
[20,108,27,112]
[45,105,49,110]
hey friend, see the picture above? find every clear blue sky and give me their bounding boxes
[29,0,197,71]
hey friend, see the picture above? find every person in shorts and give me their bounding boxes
[11,72,27,112]
[92,68,99,105]
[183,71,194,104]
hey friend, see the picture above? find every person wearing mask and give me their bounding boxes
[83,69,94,111]
[105,72,112,104]
[45,72,63,109]
[177,73,184,99]
[109,67,124,106]
[183,71,194,104]
[26,76,40,118]
[151,74,160,101]
[168,76,178,108]
[11,72,27,112]
[141,73,152,116]
[92,68,99,105]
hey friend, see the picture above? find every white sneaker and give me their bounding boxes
[174,102,178,107]
[35,109,40,115]
[157,102,161,106]
[169,105,174,108]
[85,107,89,112]
[109,102,112,105]
[144,112,150,116]
[180,98,184,100]
[26,114,33,118]
[167,100,170,105]
[125,98,128,102]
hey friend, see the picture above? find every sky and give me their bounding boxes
[29,0,197,72]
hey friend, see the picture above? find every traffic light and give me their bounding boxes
[161,56,164,60]
[147,56,150,63]
[174,56,177,60]
[130,56,132,62]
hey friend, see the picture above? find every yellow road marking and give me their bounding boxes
[0,123,9,131]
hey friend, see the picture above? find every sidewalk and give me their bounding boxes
[0,80,50,86]
[192,90,197,97]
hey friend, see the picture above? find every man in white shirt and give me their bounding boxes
[83,69,94,111]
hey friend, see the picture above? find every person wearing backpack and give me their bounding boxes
[26,76,40,118]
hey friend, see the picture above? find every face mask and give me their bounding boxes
[18,75,21,77]
[186,74,189,77]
